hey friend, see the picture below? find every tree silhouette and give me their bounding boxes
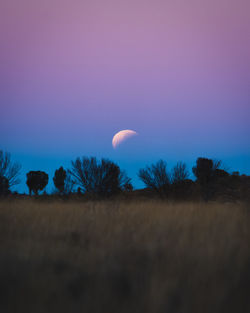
[0,150,21,188]
[64,171,76,194]
[192,158,225,200]
[192,158,224,184]
[69,157,131,197]
[171,162,189,184]
[170,162,192,200]
[0,175,9,196]
[138,160,170,195]
[53,166,66,194]
[26,171,49,195]
[123,182,133,192]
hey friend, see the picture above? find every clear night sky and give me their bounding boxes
[1,0,249,193]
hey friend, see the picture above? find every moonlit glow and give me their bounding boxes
[112,130,138,149]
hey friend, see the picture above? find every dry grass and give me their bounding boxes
[0,199,249,313]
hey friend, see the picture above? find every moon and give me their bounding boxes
[112,129,138,149]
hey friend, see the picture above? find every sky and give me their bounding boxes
[0,0,250,192]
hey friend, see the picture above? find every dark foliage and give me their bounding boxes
[26,171,49,195]
[0,151,248,202]
[62,171,76,195]
[213,172,250,202]
[123,182,133,192]
[0,150,21,187]
[53,167,67,194]
[169,162,192,200]
[192,158,226,200]
[0,176,10,196]
[171,162,189,184]
[138,160,170,196]
[171,179,195,200]
[68,157,132,197]
[192,158,221,184]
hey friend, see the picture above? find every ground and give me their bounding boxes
[0,199,249,313]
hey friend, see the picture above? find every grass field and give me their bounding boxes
[0,199,249,313]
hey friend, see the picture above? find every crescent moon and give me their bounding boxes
[112,129,138,149]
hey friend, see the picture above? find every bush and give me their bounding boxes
[138,160,170,196]
[69,157,132,197]
[26,171,49,195]
[0,150,21,188]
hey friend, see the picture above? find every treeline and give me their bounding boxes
[0,150,249,201]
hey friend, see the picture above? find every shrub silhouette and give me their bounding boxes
[26,171,49,195]
[69,157,131,197]
[0,150,21,188]
[53,167,67,194]
[212,171,250,202]
[170,162,193,200]
[171,162,189,184]
[192,158,225,200]
[138,160,170,196]
[123,182,133,192]
[0,175,9,196]
[0,150,248,201]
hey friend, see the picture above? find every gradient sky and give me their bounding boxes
[1,0,250,192]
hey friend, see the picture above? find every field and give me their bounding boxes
[0,199,249,313]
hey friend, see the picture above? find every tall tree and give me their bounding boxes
[192,158,223,185]
[0,150,21,187]
[53,166,66,194]
[192,158,224,200]
[26,171,49,195]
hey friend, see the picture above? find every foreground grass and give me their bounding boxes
[0,199,249,313]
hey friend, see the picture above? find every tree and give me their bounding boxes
[192,158,224,200]
[192,158,224,184]
[53,166,66,194]
[171,162,189,184]
[192,158,214,185]
[26,171,49,195]
[0,150,21,187]
[0,175,9,196]
[170,162,192,200]
[123,182,133,192]
[138,160,170,195]
[68,157,131,197]
[64,171,76,194]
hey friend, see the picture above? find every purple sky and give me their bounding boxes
[0,0,250,192]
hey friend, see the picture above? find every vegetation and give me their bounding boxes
[171,161,189,183]
[69,157,132,197]
[138,160,170,196]
[0,175,9,196]
[137,158,250,202]
[0,150,21,191]
[0,149,249,201]
[26,171,49,195]
[1,150,250,311]
[53,166,67,194]
[0,199,249,313]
